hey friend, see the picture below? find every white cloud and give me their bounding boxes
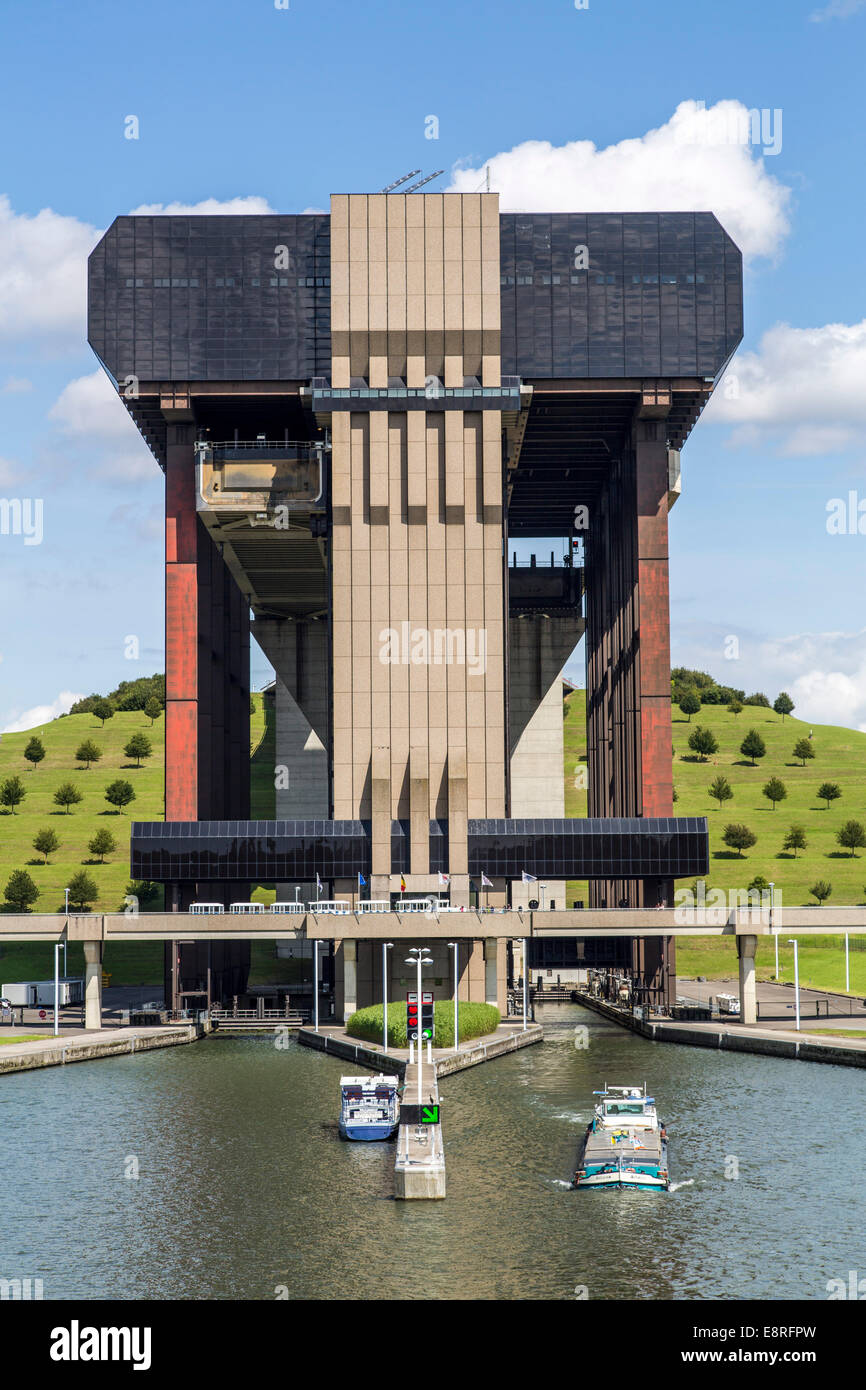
[0,456,22,487]
[128,196,275,216]
[0,196,100,349]
[810,0,865,20]
[447,100,792,262]
[48,370,155,483]
[2,689,85,734]
[1,376,33,394]
[707,319,866,454]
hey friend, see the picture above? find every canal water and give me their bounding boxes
[1,1005,862,1300]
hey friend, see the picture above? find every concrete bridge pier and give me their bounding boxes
[737,934,758,1025]
[83,941,103,1030]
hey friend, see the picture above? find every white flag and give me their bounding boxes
[316,872,323,894]
[438,871,450,886]
[481,872,493,887]
[521,870,538,884]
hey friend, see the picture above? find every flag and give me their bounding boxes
[400,874,407,893]
[481,872,493,888]
[316,872,323,895]
[358,872,367,888]
[521,870,538,884]
[438,871,450,886]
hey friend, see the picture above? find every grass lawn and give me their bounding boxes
[0,1034,43,1045]
[674,934,866,992]
[805,1028,866,1039]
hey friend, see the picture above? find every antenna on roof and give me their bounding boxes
[379,169,422,194]
[404,169,445,193]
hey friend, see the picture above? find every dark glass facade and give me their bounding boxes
[130,817,708,883]
[89,212,741,386]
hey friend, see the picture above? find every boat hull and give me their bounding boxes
[574,1169,668,1191]
[339,1120,398,1142]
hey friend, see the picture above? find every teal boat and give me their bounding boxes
[573,1084,669,1191]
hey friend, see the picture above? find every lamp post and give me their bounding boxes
[53,940,60,1038]
[540,884,546,912]
[294,884,300,904]
[447,941,459,1054]
[404,946,433,1105]
[769,881,777,980]
[845,934,850,993]
[382,942,393,1053]
[522,938,528,1032]
[788,938,800,1031]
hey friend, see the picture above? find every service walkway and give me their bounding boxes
[0,1021,205,1075]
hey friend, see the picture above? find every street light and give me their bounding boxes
[845,932,850,993]
[769,881,777,979]
[404,946,433,1105]
[447,942,459,1054]
[521,938,528,1031]
[382,942,393,1053]
[788,938,800,1031]
[312,939,319,1032]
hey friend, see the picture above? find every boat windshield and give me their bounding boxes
[604,1102,647,1115]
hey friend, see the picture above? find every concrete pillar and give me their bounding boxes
[483,938,498,1007]
[83,941,103,1031]
[737,934,758,1025]
[342,939,358,1022]
[164,427,198,821]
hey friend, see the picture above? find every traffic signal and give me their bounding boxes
[421,990,434,1041]
[406,993,419,1041]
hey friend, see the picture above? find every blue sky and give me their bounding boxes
[2,0,866,730]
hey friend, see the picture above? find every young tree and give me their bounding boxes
[4,869,39,911]
[126,879,161,907]
[748,875,771,895]
[75,739,102,770]
[740,729,767,766]
[817,782,841,810]
[0,775,27,813]
[837,820,866,857]
[54,781,83,814]
[23,735,45,770]
[105,779,136,813]
[762,776,787,811]
[773,692,795,721]
[66,870,98,911]
[792,738,814,767]
[723,823,757,857]
[33,827,60,863]
[124,733,152,768]
[728,699,744,716]
[688,726,719,761]
[144,696,162,726]
[91,698,114,727]
[783,825,807,858]
[88,828,117,863]
[678,690,701,722]
[708,774,733,809]
[810,880,832,904]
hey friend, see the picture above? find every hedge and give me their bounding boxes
[346,1000,500,1048]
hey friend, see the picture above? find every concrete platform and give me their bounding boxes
[0,1022,206,1074]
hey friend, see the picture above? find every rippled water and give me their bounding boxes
[1,1005,863,1300]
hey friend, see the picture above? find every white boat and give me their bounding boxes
[338,1074,400,1141]
[573,1084,669,1191]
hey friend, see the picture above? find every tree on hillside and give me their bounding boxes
[762,776,787,811]
[740,729,767,766]
[144,696,162,726]
[4,869,39,911]
[723,823,757,857]
[678,690,701,722]
[33,828,60,863]
[708,774,733,809]
[24,736,45,770]
[837,820,866,858]
[688,726,718,761]
[728,699,744,716]
[773,692,795,721]
[0,775,27,813]
[792,738,814,767]
[744,692,771,707]
[105,779,136,813]
[783,825,807,858]
[88,828,117,864]
[124,733,152,768]
[54,781,83,814]
[810,880,832,904]
[66,870,98,911]
[817,782,841,810]
[126,879,161,907]
[75,739,102,770]
[91,698,114,727]
[748,875,771,895]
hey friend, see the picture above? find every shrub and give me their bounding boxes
[708,775,733,808]
[678,690,701,722]
[740,729,767,765]
[33,828,60,863]
[88,828,117,863]
[722,823,757,857]
[773,692,795,720]
[24,736,45,769]
[744,692,771,707]
[54,781,83,814]
[783,825,807,858]
[124,733,152,767]
[105,779,136,813]
[144,696,163,725]
[346,1000,500,1049]
[762,776,787,810]
[688,725,718,761]
[810,880,832,905]
[67,870,98,911]
[792,738,814,766]
[817,782,841,810]
[75,739,102,769]
[0,775,27,813]
[4,869,39,911]
[91,698,114,726]
[837,820,866,857]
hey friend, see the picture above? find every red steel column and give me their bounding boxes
[165,426,198,822]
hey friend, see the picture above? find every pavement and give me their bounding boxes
[679,976,866,1033]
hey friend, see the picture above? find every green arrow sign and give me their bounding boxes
[421,1104,439,1124]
